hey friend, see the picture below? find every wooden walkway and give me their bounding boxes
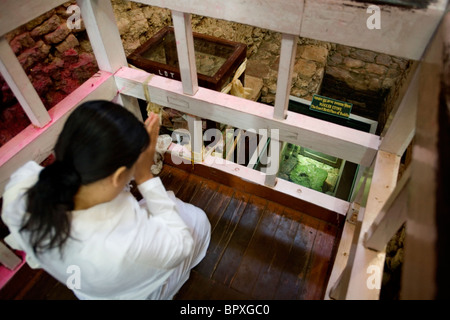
[0,163,342,300]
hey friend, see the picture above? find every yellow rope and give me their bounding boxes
[221,58,253,99]
[142,74,162,124]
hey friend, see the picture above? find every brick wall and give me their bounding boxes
[0,1,98,147]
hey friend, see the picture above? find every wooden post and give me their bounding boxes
[115,67,380,167]
[131,0,446,60]
[400,12,450,300]
[0,36,51,128]
[299,0,447,60]
[273,34,297,120]
[77,0,141,118]
[77,0,127,73]
[171,11,198,96]
[264,129,281,188]
[328,207,365,300]
[113,93,143,122]
[327,168,370,300]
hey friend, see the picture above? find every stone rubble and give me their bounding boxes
[1,0,411,142]
[0,1,98,147]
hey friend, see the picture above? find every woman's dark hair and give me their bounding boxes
[22,100,150,255]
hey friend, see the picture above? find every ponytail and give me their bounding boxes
[21,100,149,256]
[22,160,81,254]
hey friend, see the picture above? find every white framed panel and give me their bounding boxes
[115,66,380,167]
[133,0,304,35]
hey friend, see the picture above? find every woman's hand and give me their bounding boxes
[134,112,161,185]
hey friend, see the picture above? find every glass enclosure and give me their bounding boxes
[140,31,234,77]
[127,26,247,91]
[251,97,377,201]
[278,144,342,195]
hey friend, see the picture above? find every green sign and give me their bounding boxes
[310,94,352,119]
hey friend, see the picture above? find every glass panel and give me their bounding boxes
[140,31,234,77]
[252,139,355,198]
[278,143,342,195]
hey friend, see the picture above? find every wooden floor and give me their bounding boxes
[0,163,342,300]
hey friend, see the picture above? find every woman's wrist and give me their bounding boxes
[135,171,154,185]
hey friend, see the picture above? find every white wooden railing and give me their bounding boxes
[0,0,448,299]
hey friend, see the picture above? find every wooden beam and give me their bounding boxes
[114,66,380,167]
[0,71,117,195]
[263,137,281,188]
[0,0,67,36]
[133,0,304,35]
[400,12,449,300]
[345,150,401,300]
[290,95,379,135]
[325,210,357,299]
[363,166,410,252]
[77,0,128,73]
[132,0,446,60]
[168,143,350,217]
[300,0,448,60]
[1,0,444,60]
[171,11,198,96]
[0,36,51,128]
[112,93,143,121]
[328,207,365,300]
[273,34,297,120]
[326,167,371,299]
[247,135,269,169]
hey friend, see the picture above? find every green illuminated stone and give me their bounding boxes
[289,164,328,192]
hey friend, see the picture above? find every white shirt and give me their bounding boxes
[1,161,194,299]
